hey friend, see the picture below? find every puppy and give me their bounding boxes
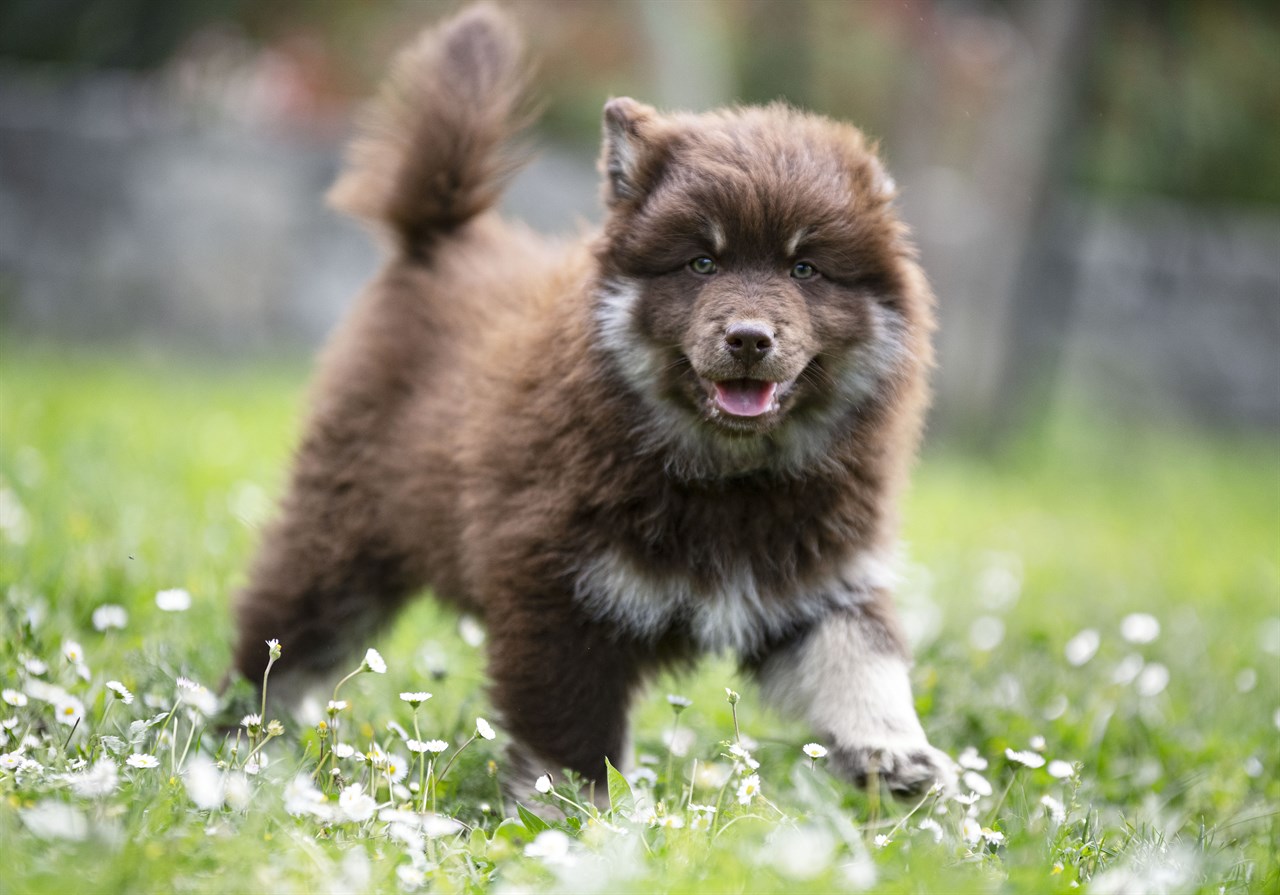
[233,3,951,797]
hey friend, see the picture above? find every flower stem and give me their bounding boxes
[435,734,477,789]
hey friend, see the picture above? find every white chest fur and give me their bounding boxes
[572,546,897,655]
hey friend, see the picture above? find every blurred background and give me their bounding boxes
[1,0,1277,439]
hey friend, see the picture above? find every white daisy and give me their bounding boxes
[475,718,495,740]
[534,774,553,794]
[399,691,432,706]
[918,817,944,843]
[53,695,85,726]
[92,604,128,631]
[962,771,992,796]
[67,758,119,797]
[1120,612,1160,644]
[2,689,27,707]
[126,753,159,769]
[736,773,761,804]
[458,615,486,648]
[1064,628,1100,666]
[957,746,988,770]
[62,640,85,663]
[1047,759,1075,779]
[106,681,134,705]
[383,754,409,784]
[339,783,377,822]
[1005,748,1046,769]
[361,648,386,674]
[1040,794,1067,823]
[155,588,192,612]
[802,742,828,759]
[666,694,692,709]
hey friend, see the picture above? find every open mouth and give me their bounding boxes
[707,378,781,418]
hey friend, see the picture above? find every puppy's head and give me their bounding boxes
[593,98,931,473]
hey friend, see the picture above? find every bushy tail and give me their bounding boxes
[328,3,530,253]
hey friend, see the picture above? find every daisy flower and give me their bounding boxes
[92,604,128,631]
[422,739,448,754]
[383,754,409,784]
[802,742,828,759]
[1064,628,1100,666]
[266,639,281,659]
[155,588,192,612]
[327,699,349,714]
[458,615,486,647]
[105,681,133,704]
[175,678,217,715]
[666,694,692,710]
[126,753,159,769]
[1047,759,1075,779]
[736,773,761,804]
[918,817,944,843]
[339,783,378,822]
[361,648,387,674]
[962,771,993,796]
[728,743,760,770]
[399,691,432,707]
[1120,612,1160,644]
[957,746,988,770]
[62,640,85,663]
[524,829,574,865]
[534,774,553,793]
[2,689,26,707]
[475,718,495,740]
[68,758,119,797]
[1040,794,1067,824]
[53,695,85,726]
[332,743,356,759]
[1005,748,1046,769]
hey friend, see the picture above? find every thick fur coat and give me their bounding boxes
[233,4,952,796]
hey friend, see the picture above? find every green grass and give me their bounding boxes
[1,343,1277,893]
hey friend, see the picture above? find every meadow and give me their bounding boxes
[1,343,1277,893]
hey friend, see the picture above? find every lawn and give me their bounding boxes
[1,343,1277,893]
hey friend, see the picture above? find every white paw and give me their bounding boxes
[829,740,956,796]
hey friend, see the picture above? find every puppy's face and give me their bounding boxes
[594,99,916,450]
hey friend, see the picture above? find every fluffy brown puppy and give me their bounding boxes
[233,3,952,797]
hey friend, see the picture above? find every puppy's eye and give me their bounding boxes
[689,256,718,275]
[791,261,818,279]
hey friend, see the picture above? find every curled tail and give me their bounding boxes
[328,3,530,253]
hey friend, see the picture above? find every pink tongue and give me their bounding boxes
[713,380,777,417]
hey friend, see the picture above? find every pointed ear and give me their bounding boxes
[601,97,660,205]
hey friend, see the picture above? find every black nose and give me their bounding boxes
[724,321,775,365]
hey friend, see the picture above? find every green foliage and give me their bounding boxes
[1,344,1277,893]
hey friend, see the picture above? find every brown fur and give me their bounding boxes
[233,3,950,796]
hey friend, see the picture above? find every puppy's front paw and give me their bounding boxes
[829,741,956,797]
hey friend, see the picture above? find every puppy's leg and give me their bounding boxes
[232,451,421,710]
[485,599,644,805]
[756,601,954,795]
